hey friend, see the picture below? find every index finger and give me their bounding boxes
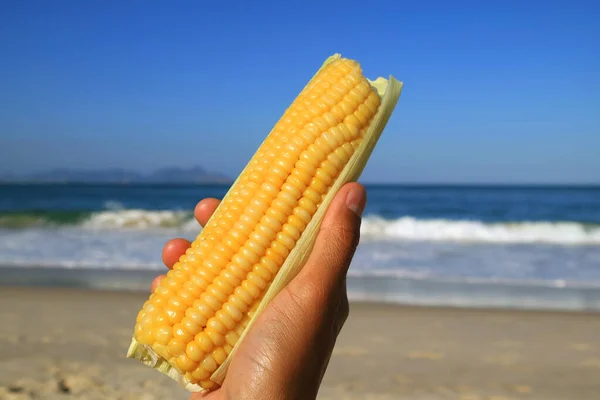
[194,198,221,227]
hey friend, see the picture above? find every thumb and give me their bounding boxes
[293,181,366,306]
[221,182,366,400]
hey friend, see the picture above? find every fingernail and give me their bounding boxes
[345,186,366,217]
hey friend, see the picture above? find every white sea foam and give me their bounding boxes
[2,222,600,296]
[360,216,600,245]
[6,208,600,245]
[82,209,193,229]
[76,210,600,244]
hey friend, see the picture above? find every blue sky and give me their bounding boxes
[1,0,598,183]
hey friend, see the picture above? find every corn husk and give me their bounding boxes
[126,53,403,392]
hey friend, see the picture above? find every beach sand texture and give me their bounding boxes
[1,287,599,400]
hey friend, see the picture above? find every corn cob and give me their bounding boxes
[126,53,403,392]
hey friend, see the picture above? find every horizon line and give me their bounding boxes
[1,180,599,187]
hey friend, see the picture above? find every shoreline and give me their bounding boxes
[3,265,600,313]
[2,286,600,399]
[4,283,600,317]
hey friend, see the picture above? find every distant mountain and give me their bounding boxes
[148,166,230,183]
[26,168,143,183]
[1,166,232,184]
[0,172,16,182]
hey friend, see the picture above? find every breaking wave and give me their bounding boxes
[360,216,600,245]
[2,210,600,245]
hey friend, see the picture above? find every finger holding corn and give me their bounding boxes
[127,53,403,392]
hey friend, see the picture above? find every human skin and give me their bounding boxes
[152,182,366,400]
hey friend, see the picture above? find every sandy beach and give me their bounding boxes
[1,286,599,400]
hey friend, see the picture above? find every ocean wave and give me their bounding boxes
[82,209,193,229]
[2,209,600,245]
[103,200,126,210]
[0,209,195,229]
[0,211,90,228]
[361,216,600,245]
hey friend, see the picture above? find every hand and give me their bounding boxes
[152,182,366,400]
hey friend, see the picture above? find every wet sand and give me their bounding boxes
[1,286,599,399]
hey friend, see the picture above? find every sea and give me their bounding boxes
[1,183,600,312]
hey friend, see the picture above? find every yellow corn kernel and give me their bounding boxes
[127,53,402,392]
